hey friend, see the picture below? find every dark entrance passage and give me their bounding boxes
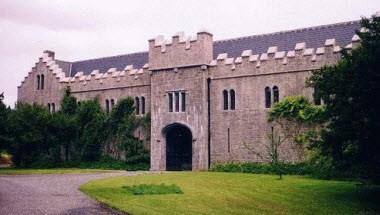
[164,124,192,171]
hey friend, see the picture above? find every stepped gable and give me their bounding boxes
[70,52,148,76]
[213,20,360,58]
[62,20,360,77]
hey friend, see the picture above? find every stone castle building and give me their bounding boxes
[18,20,360,170]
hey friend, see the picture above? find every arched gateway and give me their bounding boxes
[163,123,192,171]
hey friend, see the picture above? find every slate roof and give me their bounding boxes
[60,20,360,76]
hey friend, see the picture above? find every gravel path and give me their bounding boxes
[0,171,141,215]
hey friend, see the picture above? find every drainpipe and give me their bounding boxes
[207,77,211,169]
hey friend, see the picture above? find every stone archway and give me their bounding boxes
[163,123,192,171]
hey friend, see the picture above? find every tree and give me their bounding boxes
[0,92,11,151]
[7,103,54,167]
[106,97,149,163]
[75,99,106,161]
[307,16,380,182]
[268,96,325,159]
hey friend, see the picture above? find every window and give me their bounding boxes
[273,86,279,104]
[168,91,186,113]
[52,103,55,113]
[37,75,40,90]
[175,92,179,112]
[230,89,235,110]
[48,103,50,112]
[111,99,115,109]
[265,87,271,108]
[223,90,228,110]
[106,99,110,113]
[313,87,322,105]
[181,92,186,112]
[40,74,45,90]
[141,97,145,114]
[135,97,140,115]
[168,93,173,112]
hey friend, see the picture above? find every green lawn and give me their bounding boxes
[0,168,118,175]
[80,172,380,215]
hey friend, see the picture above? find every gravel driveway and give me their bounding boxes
[0,171,140,215]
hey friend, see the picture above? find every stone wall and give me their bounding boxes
[17,30,360,171]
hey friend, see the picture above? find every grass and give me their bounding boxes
[80,172,380,215]
[123,183,183,195]
[0,168,119,175]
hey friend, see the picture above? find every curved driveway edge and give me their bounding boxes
[0,171,142,215]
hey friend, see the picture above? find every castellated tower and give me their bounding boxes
[149,31,213,171]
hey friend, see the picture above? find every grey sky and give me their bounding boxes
[1,0,379,107]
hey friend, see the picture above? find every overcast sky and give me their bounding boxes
[1,0,379,107]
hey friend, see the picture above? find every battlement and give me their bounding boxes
[148,31,213,70]
[66,64,150,92]
[209,34,360,73]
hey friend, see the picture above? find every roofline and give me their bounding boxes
[54,19,361,69]
[214,20,360,44]
[71,51,148,64]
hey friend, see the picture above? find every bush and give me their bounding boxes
[211,162,313,175]
[123,183,183,195]
[0,151,12,165]
[61,156,150,171]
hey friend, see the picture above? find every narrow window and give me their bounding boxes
[37,75,40,90]
[223,90,228,110]
[106,99,110,113]
[273,86,279,104]
[227,128,231,153]
[141,97,145,114]
[230,89,235,110]
[135,97,140,115]
[40,74,45,90]
[175,92,179,112]
[181,92,186,112]
[52,103,55,113]
[265,87,271,108]
[48,103,51,112]
[111,99,115,109]
[168,93,173,112]
[313,87,321,105]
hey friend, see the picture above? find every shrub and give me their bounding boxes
[0,151,12,165]
[123,183,183,195]
[210,162,313,175]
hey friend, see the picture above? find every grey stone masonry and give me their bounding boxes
[17,21,361,170]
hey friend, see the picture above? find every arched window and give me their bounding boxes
[141,97,145,114]
[223,90,228,110]
[37,75,40,90]
[265,87,271,108]
[273,86,279,104]
[135,97,140,115]
[105,99,110,113]
[40,74,45,90]
[110,99,115,109]
[48,103,51,112]
[230,89,235,110]
[52,103,55,113]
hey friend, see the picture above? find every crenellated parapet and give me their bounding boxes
[148,30,213,70]
[67,64,151,92]
[209,34,361,76]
